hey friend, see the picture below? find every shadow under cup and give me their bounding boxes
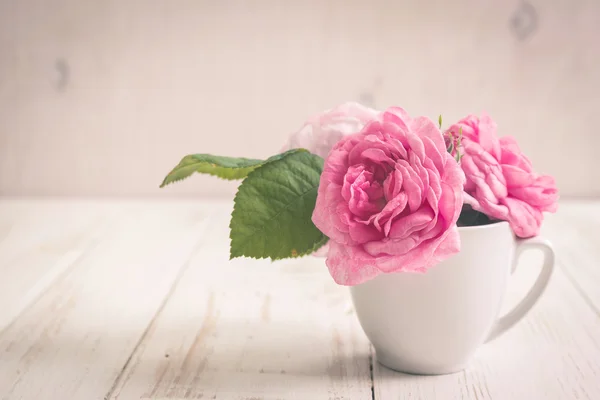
[349,221,555,375]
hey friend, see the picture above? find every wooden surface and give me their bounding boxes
[0,199,598,400]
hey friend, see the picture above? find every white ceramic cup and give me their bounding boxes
[349,221,555,375]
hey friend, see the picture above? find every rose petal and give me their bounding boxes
[421,136,445,173]
[373,192,408,234]
[363,236,419,257]
[326,242,382,286]
[348,220,383,244]
[396,160,424,212]
[383,169,403,201]
[503,197,543,238]
[388,206,434,239]
[431,227,461,263]
[477,113,501,160]
[500,136,533,172]
[361,148,395,166]
[502,164,534,188]
[410,116,447,157]
[382,107,412,129]
[406,132,426,161]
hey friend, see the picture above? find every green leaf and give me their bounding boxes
[229,150,328,260]
[160,149,306,188]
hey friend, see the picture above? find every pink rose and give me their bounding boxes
[312,107,465,286]
[281,102,379,159]
[447,113,558,238]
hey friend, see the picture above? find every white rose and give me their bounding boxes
[281,102,379,159]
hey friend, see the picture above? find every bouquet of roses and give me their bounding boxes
[161,103,558,286]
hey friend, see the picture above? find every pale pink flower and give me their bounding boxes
[312,107,465,286]
[281,102,379,159]
[447,114,558,238]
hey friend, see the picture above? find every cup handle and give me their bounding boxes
[486,236,555,342]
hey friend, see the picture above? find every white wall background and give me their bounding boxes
[0,0,599,197]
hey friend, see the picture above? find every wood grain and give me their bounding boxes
[0,199,122,332]
[0,201,213,400]
[544,202,600,313]
[1,200,599,400]
[109,210,373,400]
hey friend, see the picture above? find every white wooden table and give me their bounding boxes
[0,199,598,400]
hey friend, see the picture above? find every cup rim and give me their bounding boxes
[457,220,509,231]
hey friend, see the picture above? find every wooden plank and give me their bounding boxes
[543,202,600,312]
[373,234,600,400]
[0,200,214,400]
[2,199,598,399]
[109,210,373,400]
[0,199,122,331]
